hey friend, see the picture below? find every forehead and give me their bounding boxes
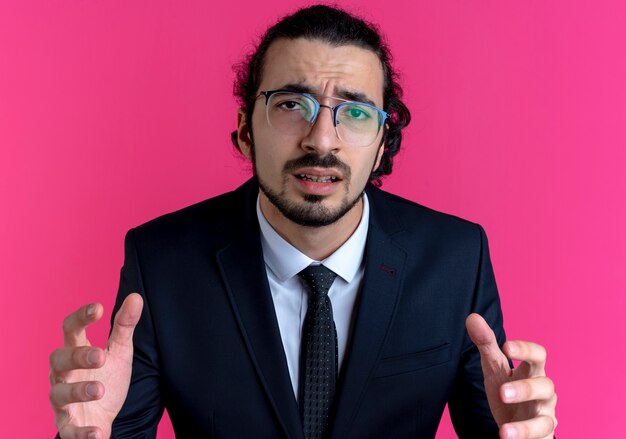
[259,38,385,106]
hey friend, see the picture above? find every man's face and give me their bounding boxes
[237,38,385,228]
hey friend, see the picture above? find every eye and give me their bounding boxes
[276,99,302,111]
[345,105,370,120]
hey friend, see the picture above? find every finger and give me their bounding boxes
[500,415,556,439]
[58,425,104,439]
[500,376,555,404]
[50,381,104,408]
[466,313,510,372]
[107,293,143,353]
[504,340,547,376]
[49,346,105,375]
[62,303,104,346]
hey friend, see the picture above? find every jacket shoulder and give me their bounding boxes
[129,179,257,249]
[367,185,484,237]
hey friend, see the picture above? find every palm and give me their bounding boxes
[61,341,134,431]
[481,352,537,426]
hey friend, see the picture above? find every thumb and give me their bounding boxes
[466,313,509,373]
[107,293,144,352]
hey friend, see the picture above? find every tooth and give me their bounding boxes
[297,173,338,182]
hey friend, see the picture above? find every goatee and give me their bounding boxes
[255,153,363,228]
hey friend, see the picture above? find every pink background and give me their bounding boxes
[1,1,624,437]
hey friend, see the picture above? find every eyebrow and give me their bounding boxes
[277,83,379,108]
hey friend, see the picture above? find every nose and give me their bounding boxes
[300,105,340,155]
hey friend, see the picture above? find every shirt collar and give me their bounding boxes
[257,194,370,283]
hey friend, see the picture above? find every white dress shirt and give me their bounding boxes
[256,195,370,399]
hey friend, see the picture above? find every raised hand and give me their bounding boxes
[49,293,144,439]
[466,313,557,439]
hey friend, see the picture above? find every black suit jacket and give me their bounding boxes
[110,178,504,438]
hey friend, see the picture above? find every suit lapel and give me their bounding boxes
[215,181,304,439]
[330,188,408,438]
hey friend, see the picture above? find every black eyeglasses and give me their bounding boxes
[257,90,388,147]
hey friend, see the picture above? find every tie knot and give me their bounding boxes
[298,265,337,298]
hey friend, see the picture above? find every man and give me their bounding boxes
[49,5,557,439]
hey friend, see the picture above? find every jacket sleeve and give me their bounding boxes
[447,224,505,437]
[110,228,164,438]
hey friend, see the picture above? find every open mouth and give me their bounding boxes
[296,174,340,183]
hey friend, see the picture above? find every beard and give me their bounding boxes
[253,151,364,228]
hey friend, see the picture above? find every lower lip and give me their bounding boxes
[292,175,341,196]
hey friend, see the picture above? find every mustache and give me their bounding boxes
[283,153,351,178]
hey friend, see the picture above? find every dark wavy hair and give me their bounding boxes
[231,5,411,186]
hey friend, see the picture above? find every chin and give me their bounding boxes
[259,180,363,228]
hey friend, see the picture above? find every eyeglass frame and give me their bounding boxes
[256,89,389,147]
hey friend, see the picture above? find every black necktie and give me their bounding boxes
[298,264,338,439]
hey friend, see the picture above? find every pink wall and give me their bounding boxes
[1,1,624,437]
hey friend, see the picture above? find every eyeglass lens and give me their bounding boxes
[265,92,383,147]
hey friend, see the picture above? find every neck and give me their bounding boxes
[259,193,364,261]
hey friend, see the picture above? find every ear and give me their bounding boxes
[237,109,253,160]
